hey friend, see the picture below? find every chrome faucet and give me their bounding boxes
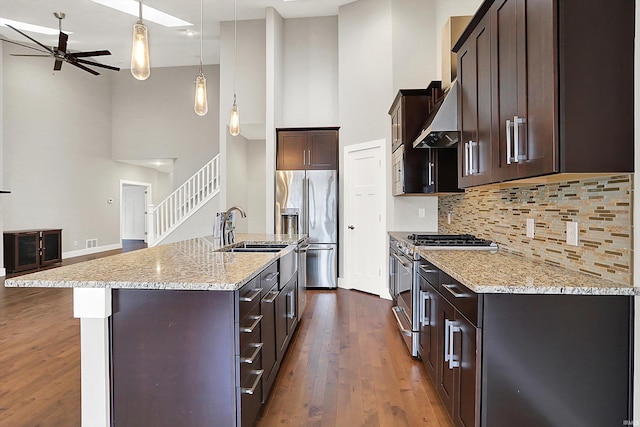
[221,206,247,246]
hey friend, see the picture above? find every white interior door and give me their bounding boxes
[122,184,147,240]
[344,140,386,296]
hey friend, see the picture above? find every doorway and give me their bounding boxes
[343,140,386,296]
[120,180,152,248]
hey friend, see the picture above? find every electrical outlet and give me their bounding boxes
[566,221,579,246]
[418,208,425,218]
[526,218,535,238]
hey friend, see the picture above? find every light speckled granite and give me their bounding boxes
[4,234,306,291]
[389,232,639,295]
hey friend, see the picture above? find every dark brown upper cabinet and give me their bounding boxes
[276,128,339,170]
[454,0,634,188]
[389,88,461,195]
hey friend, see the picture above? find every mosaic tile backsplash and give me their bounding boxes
[438,175,633,285]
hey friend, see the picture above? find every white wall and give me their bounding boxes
[111,64,220,189]
[0,44,4,273]
[392,0,438,92]
[247,140,267,233]
[282,17,339,127]
[2,44,169,253]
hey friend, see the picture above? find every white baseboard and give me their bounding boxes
[63,243,122,260]
[0,267,6,277]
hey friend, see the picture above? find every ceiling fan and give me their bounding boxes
[1,12,120,76]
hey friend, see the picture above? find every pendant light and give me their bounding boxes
[131,0,150,80]
[194,0,208,116]
[229,0,240,136]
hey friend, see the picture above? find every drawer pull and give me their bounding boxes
[420,265,438,274]
[262,289,279,303]
[264,272,279,283]
[240,369,264,395]
[241,342,263,364]
[239,288,262,302]
[240,315,263,333]
[442,284,466,298]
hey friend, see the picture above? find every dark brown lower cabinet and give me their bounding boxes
[417,258,632,427]
[4,229,62,273]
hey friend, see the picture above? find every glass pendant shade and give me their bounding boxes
[194,73,208,116]
[229,100,240,136]
[131,22,150,80]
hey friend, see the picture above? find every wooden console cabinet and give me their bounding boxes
[4,229,62,273]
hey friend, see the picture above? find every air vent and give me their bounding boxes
[86,238,98,249]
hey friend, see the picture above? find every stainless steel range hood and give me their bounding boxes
[412,80,460,148]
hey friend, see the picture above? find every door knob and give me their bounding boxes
[348,225,355,230]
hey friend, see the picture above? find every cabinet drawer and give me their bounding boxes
[239,303,262,350]
[260,262,279,291]
[439,271,482,327]
[239,276,262,321]
[240,354,263,427]
[417,259,439,286]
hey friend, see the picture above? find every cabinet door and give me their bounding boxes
[453,312,480,427]
[15,233,40,272]
[275,282,289,361]
[307,131,338,170]
[260,286,278,401]
[418,277,439,381]
[391,102,402,153]
[277,131,307,170]
[458,14,493,188]
[285,278,298,333]
[492,0,522,182]
[391,147,404,196]
[41,230,62,266]
[437,295,456,411]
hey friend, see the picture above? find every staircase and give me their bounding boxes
[147,155,220,247]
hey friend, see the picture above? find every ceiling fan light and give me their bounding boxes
[229,98,240,136]
[130,22,150,80]
[194,73,208,116]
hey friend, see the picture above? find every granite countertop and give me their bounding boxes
[389,231,639,296]
[4,233,306,291]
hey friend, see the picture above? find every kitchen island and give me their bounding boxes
[5,233,306,427]
[389,231,636,426]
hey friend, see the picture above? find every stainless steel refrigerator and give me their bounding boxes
[275,170,337,289]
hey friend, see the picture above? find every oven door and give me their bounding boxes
[391,251,416,356]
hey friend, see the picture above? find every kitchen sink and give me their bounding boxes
[215,243,289,253]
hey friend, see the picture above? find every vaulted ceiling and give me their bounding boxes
[0,0,355,68]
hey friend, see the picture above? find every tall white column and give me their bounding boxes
[73,288,112,427]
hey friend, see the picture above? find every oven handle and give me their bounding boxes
[392,306,412,337]
[391,253,412,268]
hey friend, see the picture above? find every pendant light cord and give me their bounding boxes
[138,0,143,23]
[199,0,203,73]
[233,0,237,98]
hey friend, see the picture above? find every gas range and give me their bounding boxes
[407,233,498,251]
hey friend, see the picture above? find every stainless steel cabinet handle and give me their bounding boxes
[420,290,430,326]
[239,288,262,302]
[262,289,279,303]
[469,141,475,174]
[287,291,295,319]
[448,320,461,369]
[241,342,263,364]
[514,116,525,162]
[240,315,263,333]
[506,119,513,165]
[303,150,306,166]
[442,284,466,298]
[464,142,470,175]
[240,369,264,395]
[264,272,279,283]
[392,253,412,268]
[419,265,438,274]
[444,319,451,363]
[428,162,434,185]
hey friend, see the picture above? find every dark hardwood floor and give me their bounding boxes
[0,242,451,427]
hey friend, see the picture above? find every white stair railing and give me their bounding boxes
[147,155,220,246]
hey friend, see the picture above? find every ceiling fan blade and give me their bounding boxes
[74,58,120,72]
[10,54,51,57]
[72,50,111,58]
[54,58,63,71]
[68,60,100,76]
[57,32,68,54]
[0,37,51,54]
[5,24,54,54]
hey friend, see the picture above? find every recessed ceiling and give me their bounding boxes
[0,0,356,68]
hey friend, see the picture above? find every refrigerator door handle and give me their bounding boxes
[308,247,335,251]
